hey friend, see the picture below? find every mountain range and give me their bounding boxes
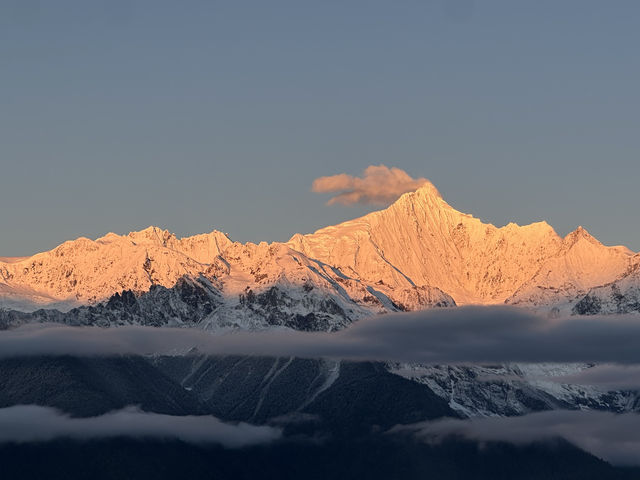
[1,181,639,329]
[3,181,640,478]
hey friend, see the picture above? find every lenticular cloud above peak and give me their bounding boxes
[312,164,431,205]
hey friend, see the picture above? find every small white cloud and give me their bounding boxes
[312,165,430,206]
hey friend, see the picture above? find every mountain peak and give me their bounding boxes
[414,180,442,198]
[391,180,445,211]
[405,180,443,201]
[564,225,599,246]
[127,226,174,246]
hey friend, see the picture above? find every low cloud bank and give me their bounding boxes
[3,306,640,365]
[0,405,281,447]
[391,410,640,466]
[312,164,429,205]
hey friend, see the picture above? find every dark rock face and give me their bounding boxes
[0,276,222,329]
[238,286,349,331]
[285,312,332,331]
[573,294,602,315]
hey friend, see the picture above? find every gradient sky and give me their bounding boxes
[1,0,639,256]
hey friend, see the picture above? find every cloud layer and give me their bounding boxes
[312,164,430,205]
[391,410,640,466]
[3,306,640,365]
[0,405,281,447]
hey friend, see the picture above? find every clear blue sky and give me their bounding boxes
[2,1,639,256]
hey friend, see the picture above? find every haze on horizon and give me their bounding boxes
[1,1,639,255]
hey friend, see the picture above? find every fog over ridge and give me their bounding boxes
[2,306,640,366]
[0,405,281,447]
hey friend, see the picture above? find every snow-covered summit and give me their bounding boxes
[290,184,635,307]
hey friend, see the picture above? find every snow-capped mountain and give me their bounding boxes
[289,182,635,310]
[506,227,635,311]
[1,181,637,326]
[0,227,233,309]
